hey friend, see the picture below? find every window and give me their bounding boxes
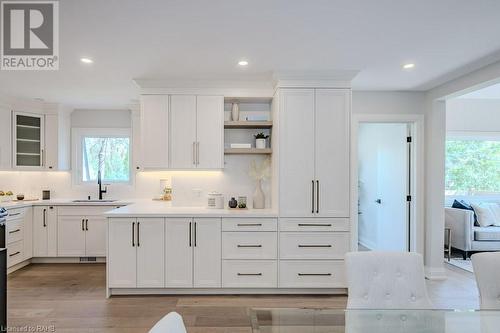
[73,128,131,184]
[446,139,500,195]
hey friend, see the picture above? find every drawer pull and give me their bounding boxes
[298,244,332,248]
[237,245,262,248]
[298,223,332,227]
[9,229,21,234]
[9,251,21,257]
[298,273,332,276]
[8,212,21,217]
[237,273,262,276]
[237,223,262,227]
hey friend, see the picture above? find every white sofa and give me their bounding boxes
[445,207,500,259]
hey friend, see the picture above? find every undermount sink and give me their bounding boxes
[72,199,117,203]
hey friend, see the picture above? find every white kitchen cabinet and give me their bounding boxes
[44,114,59,170]
[108,218,164,288]
[165,218,193,287]
[12,112,44,169]
[193,218,221,287]
[279,88,350,218]
[140,95,169,169]
[32,206,57,257]
[85,216,107,256]
[0,107,11,169]
[279,89,315,217]
[170,95,197,169]
[57,216,86,256]
[169,95,223,169]
[195,96,223,169]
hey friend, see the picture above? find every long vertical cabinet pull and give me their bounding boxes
[194,222,197,247]
[132,222,135,247]
[311,180,315,214]
[43,209,47,227]
[137,222,140,247]
[85,219,89,231]
[189,222,192,247]
[81,219,84,231]
[192,142,196,165]
[316,180,320,213]
[196,142,200,165]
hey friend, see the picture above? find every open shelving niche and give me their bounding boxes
[224,97,273,155]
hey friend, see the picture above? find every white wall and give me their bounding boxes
[446,98,500,133]
[71,109,132,128]
[353,91,425,115]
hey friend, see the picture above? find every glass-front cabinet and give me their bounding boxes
[13,112,45,168]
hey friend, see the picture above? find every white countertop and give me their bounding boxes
[104,200,277,218]
[1,199,132,210]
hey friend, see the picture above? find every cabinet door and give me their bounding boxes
[85,216,107,256]
[165,218,193,287]
[0,107,11,169]
[44,114,58,170]
[57,216,86,256]
[23,207,33,259]
[193,218,221,288]
[137,218,164,288]
[196,96,223,169]
[279,89,316,217]
[315,89,350,217]
[13,112,44,168]
[32,206,48,257]
[108,218,137,288]
[140,95,169,169]
[170,95,197,169]
[46,206,57,256]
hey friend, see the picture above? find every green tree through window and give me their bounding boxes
[446,140,500,194]
[82,137,130,182]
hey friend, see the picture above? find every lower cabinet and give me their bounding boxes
[33,206,57,257]
[108,218,165,288]
[58,215,107,257]
[165,218,221,288]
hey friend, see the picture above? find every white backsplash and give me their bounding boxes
[0,155,272,208]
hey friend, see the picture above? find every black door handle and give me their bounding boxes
[375,199,382,204]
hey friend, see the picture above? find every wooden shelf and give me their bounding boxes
[224,121,272,129]
[224,148,272,155]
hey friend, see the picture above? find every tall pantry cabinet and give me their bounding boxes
[278,88,350,218]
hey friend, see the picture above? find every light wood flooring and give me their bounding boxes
[7,262,478,332]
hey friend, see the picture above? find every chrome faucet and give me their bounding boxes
[98,169,107,200]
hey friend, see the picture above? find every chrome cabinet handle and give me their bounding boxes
[43,209,47,227]
[85,219,89,231]
[298,273,332,276]
[9,251,21,257]
[298,244,332,248]
[192,142,196,165]
[237,273,262,276]
[189,222,192,247]
[137,222,140,247]
[237,223,262,227]
[132,222,135,247]
[9,229,20,234]
[298,223,332,227]
[316,180,320,213]
[311,180,315,213]
[237,245,262,248]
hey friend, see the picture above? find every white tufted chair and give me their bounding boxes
[149,312,187,333]
[471,252,500,309]
[345,251,433,309]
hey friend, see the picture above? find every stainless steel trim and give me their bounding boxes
[298,223,332,227]
[132,222,135,247]
[237,223,262,227]
[298,273,332,276]
[9,251,21,257]
[237,245,262,248]
[298,244,332,248]
[237,273,262,276]
[8,229,20,234]
[316,180,319,213]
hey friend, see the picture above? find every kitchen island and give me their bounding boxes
[104,201,349,297]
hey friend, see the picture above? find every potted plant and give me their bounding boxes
[254,132,269,149]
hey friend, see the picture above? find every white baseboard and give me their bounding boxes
[109,288,348,297]
[31,257,106,264]
[425,265,447,280]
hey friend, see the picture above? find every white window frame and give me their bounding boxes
[72,128,132,185]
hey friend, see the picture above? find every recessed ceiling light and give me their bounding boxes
[80,57,93,64]
[403,63,415,70]
[238,60,249,66]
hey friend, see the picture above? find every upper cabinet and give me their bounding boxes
[140,94,223,170]
[13,112,45,168]
[0,107,12,170]
[279,88,350,218]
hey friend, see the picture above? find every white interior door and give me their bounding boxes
[165,218,193,287]
[136,218,165,288]
[279,89,316,217]
[170,95,197,168]
[358,123,409,251]
[196,96,223,169]
[193,218,221,288]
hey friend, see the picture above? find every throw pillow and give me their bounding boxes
[490,203,500,226]
[452,199,479,226]
[471,203,497,227]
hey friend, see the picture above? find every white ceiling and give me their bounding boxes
[1,0,500,108]
[459,82,500,99]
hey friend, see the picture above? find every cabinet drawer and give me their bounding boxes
[6,219,23,244]
[223,232,277,259]
[279,260,346,288]
[279,218,349,232]
[222,218,277,232]
[57,206,120,216]
[7,240,24,268]
[7,208,27,220]
[223,260,277,288]
[280,232,349,259]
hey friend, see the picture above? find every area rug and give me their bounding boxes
[445,258,473,273]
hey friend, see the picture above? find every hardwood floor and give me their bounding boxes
[7,263,479,332]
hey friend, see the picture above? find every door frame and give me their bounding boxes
[350,114,424,255]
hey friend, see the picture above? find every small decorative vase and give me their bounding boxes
[231,103,239,121]
[228,197,238,208]
[253,179,265,209]
[256,138,266,149]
